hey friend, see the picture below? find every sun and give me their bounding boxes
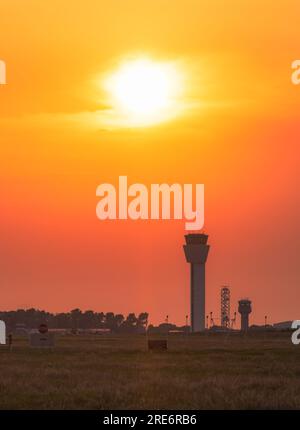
[104,58,183,126]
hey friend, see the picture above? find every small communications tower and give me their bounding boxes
[238,299,252,331]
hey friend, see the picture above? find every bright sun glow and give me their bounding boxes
[105,58,183,126]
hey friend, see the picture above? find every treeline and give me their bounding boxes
[0,309,149,333]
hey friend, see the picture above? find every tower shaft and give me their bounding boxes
[190,263,205,332]
[241,314,249,332]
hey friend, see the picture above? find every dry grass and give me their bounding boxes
[0,332,299,409]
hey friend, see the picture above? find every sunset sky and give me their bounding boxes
[1,0,300,326]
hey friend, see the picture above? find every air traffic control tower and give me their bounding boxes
[183,234,210,332]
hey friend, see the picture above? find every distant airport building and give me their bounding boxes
[183,233,210,332]
[273,321,293,330]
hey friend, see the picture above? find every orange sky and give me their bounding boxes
[1,0,300,325]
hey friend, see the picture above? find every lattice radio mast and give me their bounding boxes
[221,286,231,328]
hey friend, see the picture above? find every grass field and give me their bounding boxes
[0,332,299,410]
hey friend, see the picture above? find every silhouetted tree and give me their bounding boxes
[115,314,125,330]
[70,308,82,330]
[105,312,115,331]
[120,313,138,333]
[137,312,149,332]
[0,309,150,333]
